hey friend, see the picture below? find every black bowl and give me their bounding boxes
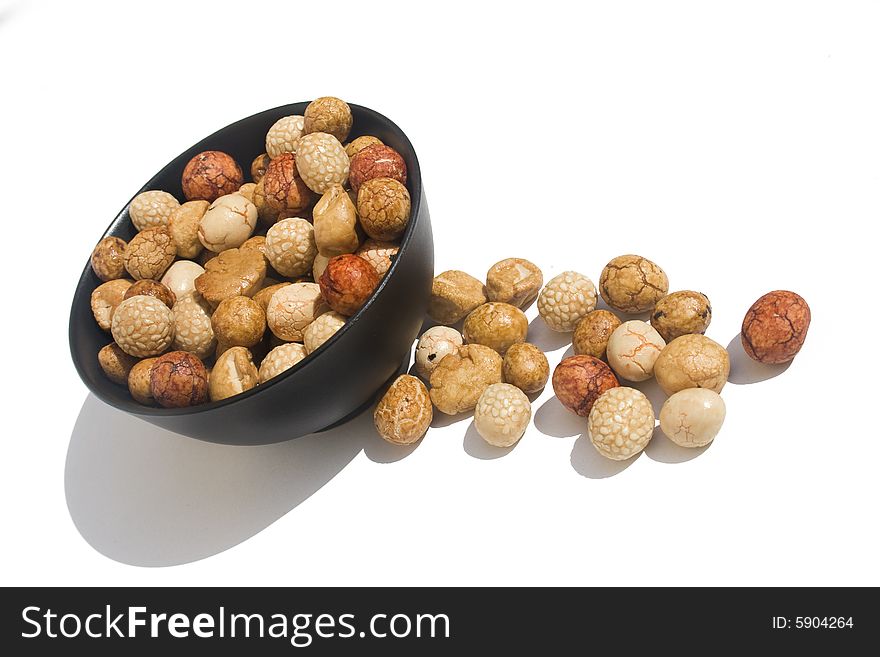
[69,103,433,445]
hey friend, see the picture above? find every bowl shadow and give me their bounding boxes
[726,334,791,384]
[570,434,640,478]
[64,394,372,568]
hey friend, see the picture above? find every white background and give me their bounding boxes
[1,0,878,586]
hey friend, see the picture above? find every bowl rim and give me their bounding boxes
[69,101,423,417]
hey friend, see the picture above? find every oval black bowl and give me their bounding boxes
[69,103,433,445]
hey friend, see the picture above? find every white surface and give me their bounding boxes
[1,0,877,586]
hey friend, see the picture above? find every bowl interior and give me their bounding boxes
[70,102,424,418]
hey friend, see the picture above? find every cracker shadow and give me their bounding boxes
[628,377,668,418]
[527,317,572,352]
[644,426,711,464]
[533,396,584,438]
[363,433,422,463]
[570,434,640,478]
[726,334,791,384]
[431,409,473,428]
[462,421,518,459]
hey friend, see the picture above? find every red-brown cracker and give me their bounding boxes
[552,355,620,417]
[741,290,810,364]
